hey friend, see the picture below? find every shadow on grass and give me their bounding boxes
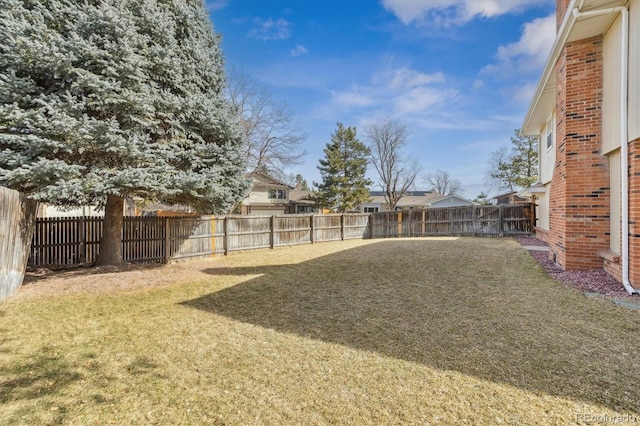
[0,340,82,424]
[181,238,640,414]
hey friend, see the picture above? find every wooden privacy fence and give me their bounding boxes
[28,213,371,268]
[28,205,532,268]
[0,187,37,301]
[369,204,532,238]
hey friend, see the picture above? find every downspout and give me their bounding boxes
[573,6,637,294]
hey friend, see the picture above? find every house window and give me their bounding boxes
[363,207,379,213]
[546,116,554,150]
[268,189,287,200]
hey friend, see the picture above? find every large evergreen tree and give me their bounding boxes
[0,0,250,266]
[487,130,538,192]
[314,123,372,212]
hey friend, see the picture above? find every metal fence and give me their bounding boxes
[27,205,532,268]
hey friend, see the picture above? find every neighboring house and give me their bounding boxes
[287,190,317,214]
[491,191,529,205]
[139,202,196,217]
[427,195,476,208]
[521,0,640,293]
[37,199,137,218]
[240,172,293,216]
[361,191,442,212]
[360,191,474,212]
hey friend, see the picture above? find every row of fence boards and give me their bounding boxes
[0,187,37,300]
[369,205,532,238]
[28,214,372,267]
[27,205,532,268]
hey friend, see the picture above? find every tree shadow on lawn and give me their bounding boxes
[0,335,83,423]
[181,238,640,414]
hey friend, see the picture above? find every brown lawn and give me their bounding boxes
[2,237,640,425]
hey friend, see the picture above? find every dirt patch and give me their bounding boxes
[17,257,226,299]
[513,236,636,299]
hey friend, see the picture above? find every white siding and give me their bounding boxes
[540,113,556,184]
[602,13,622,154]
[42,205,103,218]
[536,189,550,232]
[609,150,621,253]
[247,207,285,216]
[244,188,289,205]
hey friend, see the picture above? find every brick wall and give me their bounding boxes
[549,35,610,270]
[627,138,640,283]
[557,0,572,30]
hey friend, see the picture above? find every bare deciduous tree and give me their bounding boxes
[365,118,420,211]
[425,169,462,195]
[227,67,306,178]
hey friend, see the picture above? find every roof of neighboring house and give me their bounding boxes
[289,190,315,206]
[427,195,476,207]
[248,171,294,189]
[518,183,546,197]
[368,190,436,197]
[365,191,445,207]
[522,0,626,135]
[491,191,526,200]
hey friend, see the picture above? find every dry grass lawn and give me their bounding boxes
[2,237,640,425]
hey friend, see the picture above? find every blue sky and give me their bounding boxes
[207,0,556,198]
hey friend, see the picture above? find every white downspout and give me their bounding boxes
[618,7,636,295]
[573,6,637,294]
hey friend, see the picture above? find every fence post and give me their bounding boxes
[499,205,504,237]
[163,217,171,263]
[341,214,345,240]
[450,209,454,235]
[472,205,478,237]
[78,217,86,263]
[530,201,535,233]
[210,216,216,257]
[223,216,229,255]
[310,214,315,243]
[407,209,412,237]
[270,215,275,249]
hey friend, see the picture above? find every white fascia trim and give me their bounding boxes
[522,0,578,136]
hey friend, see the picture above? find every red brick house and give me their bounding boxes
[522,0,640,294]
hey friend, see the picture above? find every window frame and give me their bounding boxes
[546,115,554,151]
[268,189,287,200]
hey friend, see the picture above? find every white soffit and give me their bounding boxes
[521,0,627,136]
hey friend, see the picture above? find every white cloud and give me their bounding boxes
[331,90,375,107]
[206,0,227,11]
[248,18,291,41]
[395,86,453,115]
[290,44,308,57]
[472,79,485,90]
[390,69,445,89]
[495,14,555,72]
[330,67,457,121]
[477,14,554,108]
[381,0,552,26]
[511,83,538,104]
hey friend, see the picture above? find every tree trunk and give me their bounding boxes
[95,194,125,267]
